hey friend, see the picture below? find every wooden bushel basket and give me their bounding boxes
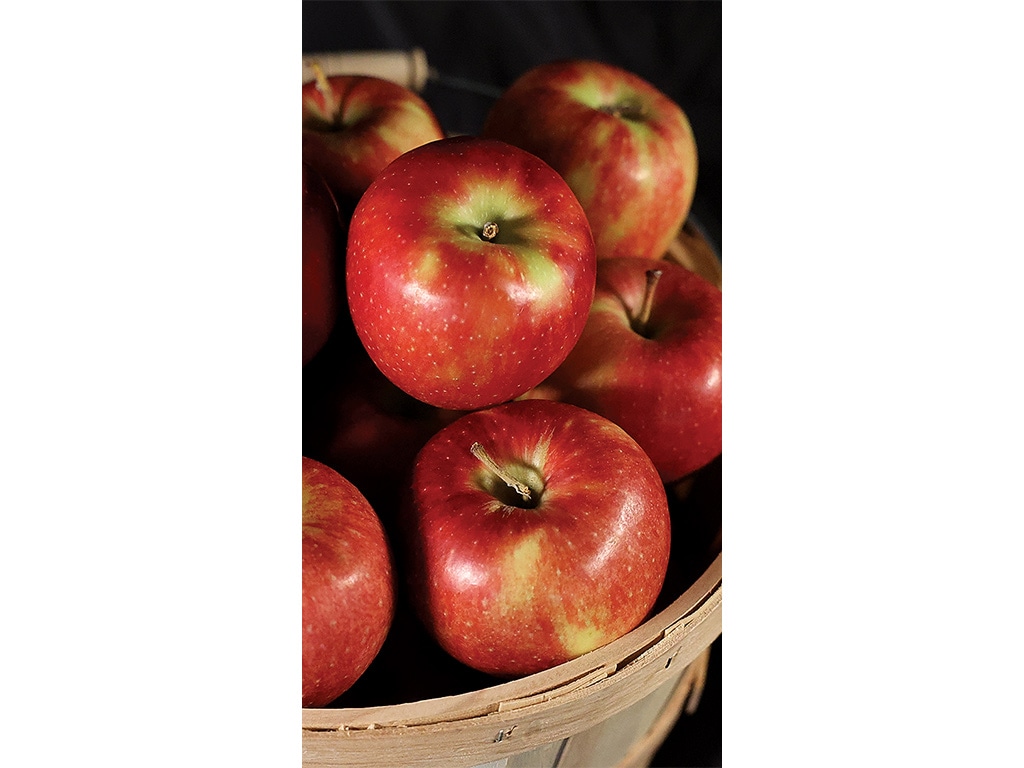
[302,223,722,768]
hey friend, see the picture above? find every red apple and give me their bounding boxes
[302,162,341,366]
[302,342,464,516]
[346,136,597,411]
[541,257,722,483]
[400,399,671,677]
[302,71,445,204]
[482,59,698,261]
[302,457,396,707]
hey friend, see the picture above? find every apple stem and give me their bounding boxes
[634,268,663,332]
[481,221,499,242]
[310,61,340,122]
[470,442,531,502]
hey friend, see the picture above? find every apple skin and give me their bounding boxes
[302,163,341,366]
[400,399,671,677]
[346,136,597,411]
[539,257,722,484]
[302,74,445,203]
[482,59,698,262]
[302,457,396,707]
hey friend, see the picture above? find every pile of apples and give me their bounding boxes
[301,60,722,709]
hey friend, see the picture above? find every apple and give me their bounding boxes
[302,162,342,366]
[540,257,722,484]
[302,341,464,517]
[482,59,698,261]
[400,398,671,677]
[302,456,396,707]
[302,70,445,204]
[345,136,597,411]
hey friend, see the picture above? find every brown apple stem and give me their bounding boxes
[481,221,499,241]
[470,442,531,502]
[635,268,663,331]
[310,61,340,121]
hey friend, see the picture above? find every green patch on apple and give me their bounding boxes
[562,74,609,109]
[410,247,442,285]
[557,616,610,659]
[564,164,598,210]
[498,531,544,611]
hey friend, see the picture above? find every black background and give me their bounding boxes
[303,2,722,765]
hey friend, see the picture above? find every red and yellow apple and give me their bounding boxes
[400,399,671,677]
[302,457,396,707]
[483,59,698,261]
[540,257,722,483]
[346,136,597,411]
[302,72,445,203]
